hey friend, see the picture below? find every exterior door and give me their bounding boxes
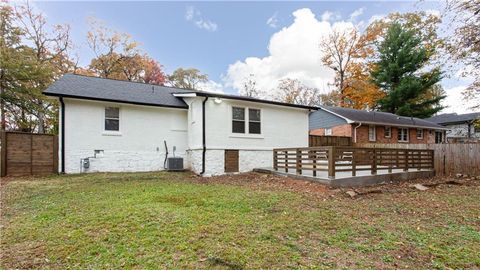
[224,150,239,173]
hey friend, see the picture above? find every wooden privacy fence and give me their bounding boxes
[273,146,434,179]
[309,135,352,147]
[1,132,58,177]
[356,143,480,176]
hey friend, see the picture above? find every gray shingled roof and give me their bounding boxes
[321,106,447,130]
[43,74,193,108]
[44,74,316,110]
[425,112,480,125]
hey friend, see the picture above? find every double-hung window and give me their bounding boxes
[232,107,261,134]
[417,129,424,139]
[248,108,261,134]
[398,128,409,142]
[232,107,246,133]
[105,107,120,131]
[384,126,391,138]
[368,125,376,142]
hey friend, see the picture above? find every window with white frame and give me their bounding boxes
[368,125,376,141]
[398,128,409,142]
[105,107,120,131]
[232,107,261,134]
[417,129,424,139]
[384,126,391,138]
[248,108,261,134]
[232,107,245,133]
[325,128,332,136]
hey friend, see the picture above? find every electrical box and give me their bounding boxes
[167,157,184,171]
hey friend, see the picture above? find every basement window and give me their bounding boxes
[232,107,245,133]
[105,107,120,131]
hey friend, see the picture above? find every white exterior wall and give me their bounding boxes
[60,96,310,176]
[185,97,310,176]
[446,123,480,139]
[62,98,188,173]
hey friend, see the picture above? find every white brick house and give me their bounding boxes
[44,74,314,176]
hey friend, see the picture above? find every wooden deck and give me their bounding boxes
[263,146,435,187]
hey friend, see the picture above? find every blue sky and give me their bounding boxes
[35,1,475,113]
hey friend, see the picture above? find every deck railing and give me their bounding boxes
[273,146,434,179]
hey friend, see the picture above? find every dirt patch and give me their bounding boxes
[188,172,332,197]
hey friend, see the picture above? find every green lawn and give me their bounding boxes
[1,172,479,269]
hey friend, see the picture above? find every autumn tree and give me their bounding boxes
[445,0,480,110]
[371,23,444,118]
[275,78,320,106]
[167,68,208,90]
[143,58,166,85]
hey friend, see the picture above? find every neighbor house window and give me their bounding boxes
[435,131,443,143]
[232,107,245,133]
[398,128,409,142]
[417,129,424,139]
[368,125,376,141]
[384,126,391,138]
[248,108,261,134]
[105,107,120,131]
[325,128,332,136]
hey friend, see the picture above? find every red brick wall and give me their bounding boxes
[310,124,352,136]
[311,124,438,144]
[355,125,436,144]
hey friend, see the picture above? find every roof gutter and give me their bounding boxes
[200,96,209,175]
[59,97,65,174]
[353,122,362,143]
[351,121,449,131]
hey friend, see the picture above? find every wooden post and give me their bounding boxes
[417,150,421,171]
[296,149,302,175]
[404,150,409,171]
[312,150,317,177]
[273,150,278,171]
[284,151,288,173]
[328,146,335,179]
[388,149,393,173]
[351,149,356,177]
[1,131,6,177]
[371,148,377,175]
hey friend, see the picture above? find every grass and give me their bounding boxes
[1,172,479,269]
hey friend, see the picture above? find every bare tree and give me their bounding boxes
[239,74,260,97]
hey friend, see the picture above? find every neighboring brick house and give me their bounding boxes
[309,106,448,144]
[426,112,480,143]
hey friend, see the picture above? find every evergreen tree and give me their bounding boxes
[371,22,444,118]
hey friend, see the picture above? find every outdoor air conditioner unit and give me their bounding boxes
[167,157,184,171]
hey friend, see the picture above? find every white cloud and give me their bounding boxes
[266,12,279,28]
[321,11,341,22]
[185,6,218,32]
[425,9,440,17]
[441,85,477,114]
[224,8,357,98]
[349,7,364,21]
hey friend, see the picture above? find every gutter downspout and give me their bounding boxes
[59,97,65,174]
[200,96,209,175]
[353,122,362,143]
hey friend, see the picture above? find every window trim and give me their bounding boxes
[384,126,391,138]
[104,106,121,134]
[232,106,246,134]
[230,106,262,136]
[248,108,261,135]
[398,127,409,142]
[325,128,332,136]
[416,128,424,139]
[368,125,376,142]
